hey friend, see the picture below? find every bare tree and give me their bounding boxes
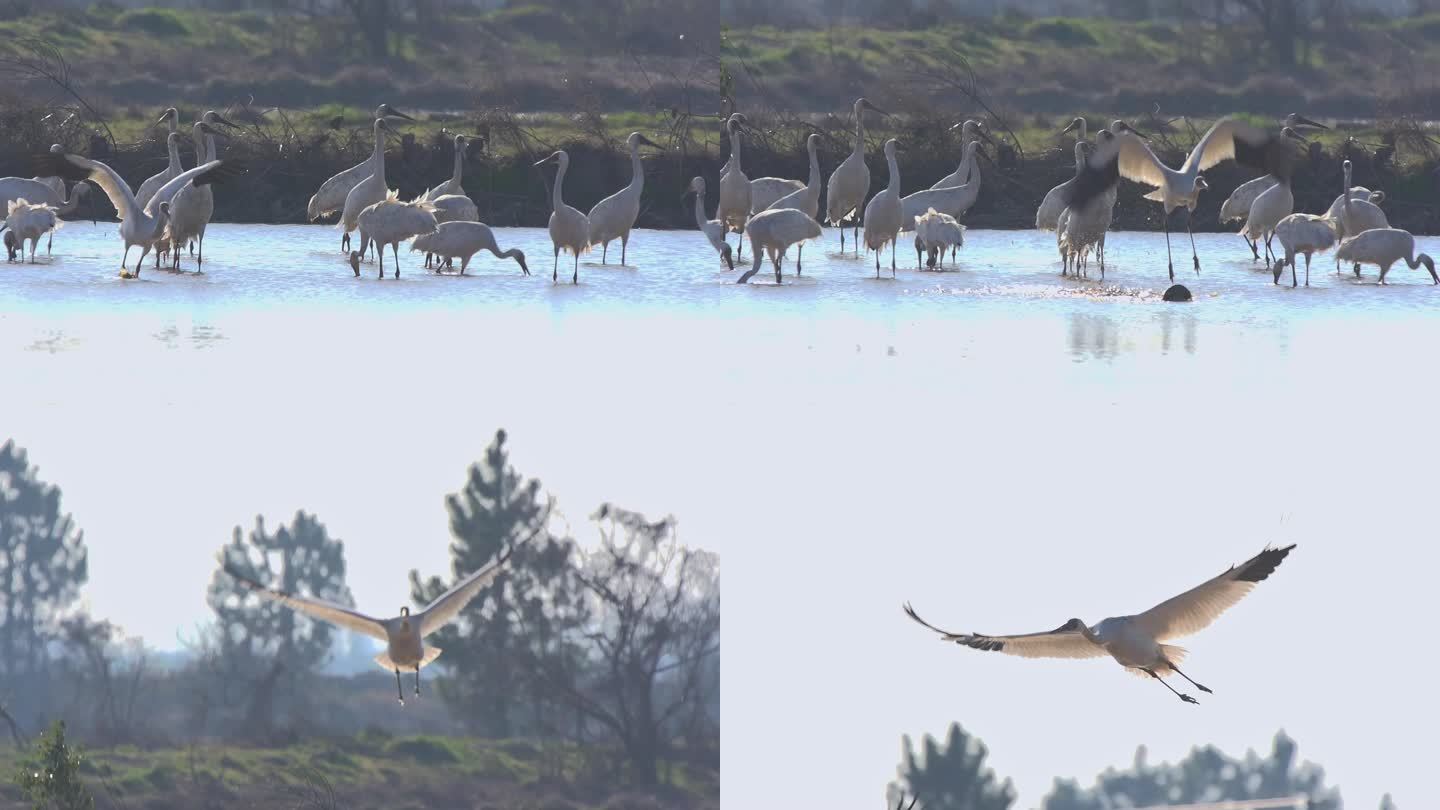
[532,504,720,787]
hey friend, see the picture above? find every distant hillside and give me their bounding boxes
[724,14,1440,118]
[2,2,720,112]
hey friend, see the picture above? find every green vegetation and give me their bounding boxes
[724,15,1440,116]
[3,3,717,113]
[0,733,719,809]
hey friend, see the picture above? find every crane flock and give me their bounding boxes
[4,100,1434,290]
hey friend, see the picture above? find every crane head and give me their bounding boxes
[1061,117,1085,135]
[684,176,705,197]
[154,107,179,128]
[632,132,663,150]
[1284,113,1327,130]
[857,97,888,117]
[202,110,241,129]
[377,103,415,122]
[1281,126,1309,144]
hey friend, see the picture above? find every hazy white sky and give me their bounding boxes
[4,274,1435,809]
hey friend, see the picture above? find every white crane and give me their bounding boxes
[347,190,438,279]
[1218,113,1326,261]
[223,534,531,704]
[420,194,479,270]
[1071,118,1299,281]
[683,176,734,273]
[749,127,812,213]
[1337,160,1389,276]
[862,139,903,278]
[825,97,888,254]
[162,119,229,271]
[764,132,823,274]
[411,221,528,276]
[340,118,402,260]
[307,104,415,251]
[587,131,663,264]
[39,151,241,278]
[899,140,982,230]
[905,544,1296,704]
[1219,175,1278,261]
[1335,227,1437,285]
[1269,213,1336,287]
[930,120,988,191]
[1240,127,1310,270]
[1037,141,1091,232]
[717,114,752,260]
[423,133,472,200]
[2,199,58,263]
[134,107,182,210]
[737,207,822,285]
[913,208,965,270]
[535,150,589,284]
[136,130,185,214]
[0,174,90,256]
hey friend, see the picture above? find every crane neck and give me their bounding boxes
[167,139,182,172]
[692,190,708,230]
[806,140,820,189]
[728,128,742,172]
[372,122,387,171]
[627,141,645,193]
[885,150,900,194]
[191,124,206,164]
[451,147,464,187]
[551,158,568,212]
[852,115,865,158]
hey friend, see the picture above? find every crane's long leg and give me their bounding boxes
[342,231,350,254]
[395,669,404,705]
[874,244,881,278]
[796,243,804,276]
[839,223,845,252]
[1304,253,1312,287]
[601,241,608,264]
[915,239,923,270]
[853,224,860,255]
[1164,216,1175,281]
[1169,664,1213,694]
[1244,234,1259,261]
[414,665,421,697]
[1144,668,1198,704]
[621,233,628,266]
[891,239,896,278]
[573,253,579,285]
[1187,209,1200,274]
[47,230,52,255]
[377,241,385,279]
[553,248,559,283]
[197,232,205,272]
[393,243,401,278]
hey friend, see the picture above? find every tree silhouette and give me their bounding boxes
[409,429,585,738]
[207,511,354,738]
[0,440,88,683]
[1042,731,1342,810]
[888,722,1016,810]
[528,504,720,787]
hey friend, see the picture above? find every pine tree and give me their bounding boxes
[408,429,584,737]
[0,441,88,683]
[889,722,1015,810]
[13,720,93,810]
[207,511,354,737]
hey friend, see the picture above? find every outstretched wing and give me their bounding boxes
[1129,545,1296,641]
[903,603,1106,660]
[1181,117,1274,175]
[223,565,388,641]
[36,153,137,221]
[416,532,537,638]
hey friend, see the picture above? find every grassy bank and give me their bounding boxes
[734,114,1440,234]
[0,732,719,810]
[724,15,1440,118]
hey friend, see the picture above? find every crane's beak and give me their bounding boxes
[637,134,663,149]
[212,113,241,129]
[1292,115,1328,130]
[1283,128,1309,143]
[153,112,172,128]
[387,108,417,122]
[1060,119,1081,135]
[863,100,890,116]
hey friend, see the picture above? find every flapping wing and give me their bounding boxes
[223,565,387,641]
[903,603,1106,660]
[1129,545,1296,641]
[416,533,535,638]
[1181,117,1267,175]
[37,153,137,221]
[1061,137,1127,210]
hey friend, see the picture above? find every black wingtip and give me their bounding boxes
[1234,544,1296,583]
[34,152,88,182]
